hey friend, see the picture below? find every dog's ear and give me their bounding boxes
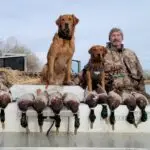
[88,47,94,54]
[72,14,79,25]
[56,15,61,26]
[103,47,107,56]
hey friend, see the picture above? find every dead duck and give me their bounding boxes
[83,88,98,129]
[131,91,148,126]
[47,91,63,135]
[96,84,108,123]
[122,92,137,128]
[17,93,34,132]
[107,91,121,130]
[63,92,80,134]
[0,90,12,129]
[32,89,49,132]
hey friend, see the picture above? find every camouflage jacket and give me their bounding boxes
[104,42,145,93]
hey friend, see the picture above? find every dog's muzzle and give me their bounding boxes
[92,54,104,63]
[97,54,104,62]
[58,24,71,40]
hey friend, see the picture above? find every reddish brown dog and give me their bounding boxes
[41,14,79,86]
[86,45,107,91]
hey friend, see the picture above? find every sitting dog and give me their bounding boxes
[41,14,79,86]
[85,45,107,91]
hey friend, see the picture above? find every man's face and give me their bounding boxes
[110,31,123,48]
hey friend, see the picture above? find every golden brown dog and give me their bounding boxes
[86,45,107,91]
[41,14,79,86]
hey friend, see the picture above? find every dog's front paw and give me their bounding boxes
[48,80,55,85]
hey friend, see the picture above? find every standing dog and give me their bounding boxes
[86,45,107,91]
[41,14,79,86]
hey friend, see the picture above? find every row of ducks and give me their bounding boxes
[0,83,148,135]
[84,84,148,130]
[17,89,80,135]
[0,82,81,134]
[17,84,148,135]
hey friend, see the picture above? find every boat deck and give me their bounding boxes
[0,132,149,149]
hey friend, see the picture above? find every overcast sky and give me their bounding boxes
[0,0,150,70]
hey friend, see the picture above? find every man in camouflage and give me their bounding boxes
[105,28,150,126]
[105,28,147,97]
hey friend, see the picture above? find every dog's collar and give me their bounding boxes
[88,62,104,72]
[58,32,72,40]
[93,68,104,72]
[90,68,104,74]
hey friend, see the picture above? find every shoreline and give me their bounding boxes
[145,80,150,84]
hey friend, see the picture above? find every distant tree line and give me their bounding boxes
[144,71,150,80]
[0,36,42,72]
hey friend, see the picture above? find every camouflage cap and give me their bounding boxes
[109,28,124,41]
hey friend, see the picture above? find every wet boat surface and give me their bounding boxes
[0,132,149,149]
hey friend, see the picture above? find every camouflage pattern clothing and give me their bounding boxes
[105,43,144,91]
[104,42,149,103]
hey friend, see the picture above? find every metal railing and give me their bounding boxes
[72,59,81,73]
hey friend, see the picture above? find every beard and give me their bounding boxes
[112,40,122,49]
